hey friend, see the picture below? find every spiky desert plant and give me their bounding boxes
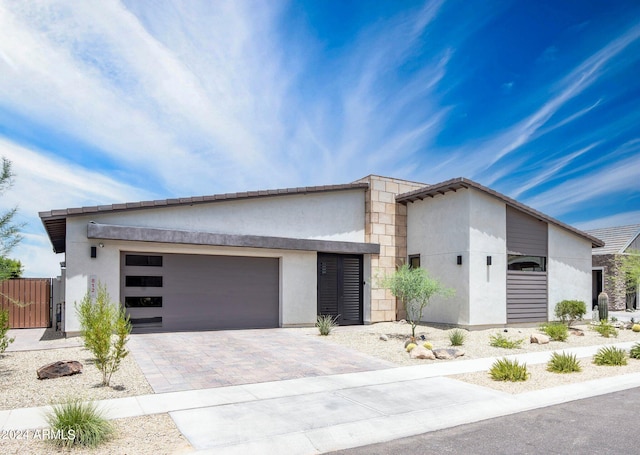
[316,314,338,336]
[598,292,609,322]
[489,358,529,382]
[539,322,569,341]
[448,329,466,346]
[630,343,640,359]
[489,333,524,349]
[46,399,113,448]
[593,346,627,366]
[546,352,582,373]
[590,320,618,338]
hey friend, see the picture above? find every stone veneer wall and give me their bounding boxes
[593,254,627,310]
[355,175,426,322]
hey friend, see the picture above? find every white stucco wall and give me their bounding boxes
[80,190,366,242]
[468,190,507,326]
[548,224,593,320]
[406,190,470,325]
[62,189,366,333]
[63,223,318,333]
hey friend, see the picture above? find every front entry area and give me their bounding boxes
[317,253,363,325]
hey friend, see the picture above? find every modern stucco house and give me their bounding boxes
[586,224,640,311]
[39,175,604,335]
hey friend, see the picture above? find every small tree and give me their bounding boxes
[0,257,23,280]
[0,157,23,257]
[616,249,640,309]
[379,264,454,339]
[76,283,131,387]
[554,300,587,327]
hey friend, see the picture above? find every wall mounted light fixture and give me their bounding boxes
[98,243,105,248]
[90,246,97,258]
[486,256,492,266]
[457,255,462,265]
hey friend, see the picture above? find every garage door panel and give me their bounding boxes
[122,252,279,331]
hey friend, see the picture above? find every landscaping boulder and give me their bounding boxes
[409,345,436,360]
[379,334,388,341]
[37,360,83,380]
[570,329,584,336]
[530,333,550,344]
[433,348,465,360]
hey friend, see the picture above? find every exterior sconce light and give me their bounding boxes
[98,243,105,248]
[457,255,462,265]
[486,256,492,266]
[90,246,97,258]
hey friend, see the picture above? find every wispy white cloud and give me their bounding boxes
[575,211,640,231]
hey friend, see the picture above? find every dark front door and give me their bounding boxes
[317,253,363,325]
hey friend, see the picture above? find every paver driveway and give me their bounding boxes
[128,328,395,393]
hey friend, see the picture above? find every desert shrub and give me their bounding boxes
[489,333,524,349]
[539,322,569,342]
[546,352,582,373]
[489,358,529,382]
[448,329,466,346]
[0,308,15,353]
[630,343,640,359]
[590,320,619,338]
[423,341,433,350]
[593,346,627,366]
[554,300,587,327]
[46,399,113,448]
[316,314,338,336]
[633,324,640,333]
[76,284,131,386]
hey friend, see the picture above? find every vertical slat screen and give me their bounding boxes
[0,278,51,328]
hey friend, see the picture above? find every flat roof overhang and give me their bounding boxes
[87,223,380,255]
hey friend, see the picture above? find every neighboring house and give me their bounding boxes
[586,224,640,311]
[39,175,603,335]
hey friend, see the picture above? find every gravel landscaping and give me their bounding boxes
[3,321,640,454]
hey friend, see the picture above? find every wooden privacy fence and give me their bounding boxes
[0,278,51,329]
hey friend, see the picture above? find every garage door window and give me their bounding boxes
[125,255,163,267]
[125,276,163,287]
[125,296,163,308]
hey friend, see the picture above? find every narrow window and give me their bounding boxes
[507,255,547,272]
[409,255,421,269]
[124,296,163,308]
[125,255,163,267]
[125,276,163,287]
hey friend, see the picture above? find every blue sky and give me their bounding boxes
[0,0,639,277]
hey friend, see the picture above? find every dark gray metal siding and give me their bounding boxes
[506,207,549,323]
[121,252,279,331]
[506,207,548,256]
[506,271,548,323]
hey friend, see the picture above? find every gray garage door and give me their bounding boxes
[121,252,279,331]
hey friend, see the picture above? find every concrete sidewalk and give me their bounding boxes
[2,341,639,454]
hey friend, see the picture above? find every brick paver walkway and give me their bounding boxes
[128,328,395,393]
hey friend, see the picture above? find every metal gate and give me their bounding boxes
[317,253,363,325]
[0,278,52,328]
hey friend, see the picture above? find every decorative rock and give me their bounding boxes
[397,319,407,325]
[379,334,388,341]
[409,346,436,360]
[530,333,550,344]
[37,360,83,380]
[433,348,465,360]
[570,329,585,336]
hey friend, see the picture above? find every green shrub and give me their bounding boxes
[489,333,524,349]
[593,346,627,366]
[0,308,15,353]
[448,329,466,346]
[489,358,529,382]
[590,320,619,338]
[539,322,569,342]
[316,314,338,336]
[423,341,433,350]
[406,343,417,352]
[546,352,582,373]
[76,284,131,386]
[554,300,587,327]
[630,343,640,359]
[46,399,113,448]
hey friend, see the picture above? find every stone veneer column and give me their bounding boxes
[357,175,426,322]
[593,254,628,310]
